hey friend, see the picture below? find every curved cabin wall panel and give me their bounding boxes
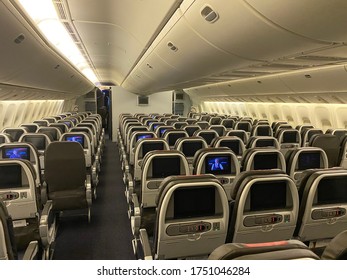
[335,107,347,129]
[244,0,347,43]
[313,106,334,131]
[0,2,94,97]
[0,100,64,130]
[183,0,330,61]
[281,105,297,126]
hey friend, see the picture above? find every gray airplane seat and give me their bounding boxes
[58,119,74,129]
[185,118,196,125]
[148,122,165,132]
[20,123,39,133]
[1,128,28,142]
[49,123,69,134]
[339,135,347,168]
[19,133,52,177]
[132,138,170,182]
[173,122,188,129]
[234,121,252,136]
[276,129,301,155]
[174,136,208,169]
[37,127,62,141]
[208,239,319,260]
[78,121,104,157]
[44,141,92,222]
[0,133,13,144]
[0,142,43,195]
[182,125,201,137]
[163,129,189,148]
[33,120,50,127]
[246,136,280,149]
[286,147,329,184]
[0,160,55,259]
[127,138,169,204]
[208,125,226,136]
[302,128,324,147]
[128,131,156,165]
[131,150,189,237]
[138,174,229,260]
[321,229,347,260]
[0,199,18,260]
[61,132,99,192]
[309,134,340,167]
[273,123,292,135]
[221,119,235,129]
[193,147,240,200]
[71,126,101,170]
[209,117,222,125]
[294,169,347,247]
[226,130,249,144]
[126,125,148,151]
[212,136,245,161]
[196,121,210,130]
[154,125,174,138]
[193,129,219,146]
[251,125,273,137]
[240,148,286,172]
[226,170,299,243]
[326,129,347,143]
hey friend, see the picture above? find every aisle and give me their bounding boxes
[52,137,135,260]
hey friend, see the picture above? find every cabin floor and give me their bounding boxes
[52,135,136,260]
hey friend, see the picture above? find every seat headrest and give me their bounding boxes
[231,169,286,200]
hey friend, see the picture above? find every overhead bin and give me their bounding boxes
[182,0,330,61]
[244,0,347,43]
[279,65,347,94]
[0,2,93,96]
[124,8,252,93]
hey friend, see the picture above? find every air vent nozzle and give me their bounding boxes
[201,5,219,23]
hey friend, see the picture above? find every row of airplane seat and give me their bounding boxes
[131,170,347,260]
[118,113,345,170]
[0,111,105,260]
[118,113,347,260]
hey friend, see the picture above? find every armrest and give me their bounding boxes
[126,173,134,202]
[132,193,140,216]
[22,241,39,260]
[124,159,130,174]
[39,200,56,248]
[95,154,101,171]
[139,229,153,260]
[40,181,48,205]
[85,175,93,204]
[91,162,99,187]
[130,193,141,236]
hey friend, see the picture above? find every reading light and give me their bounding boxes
[17,0,99,85]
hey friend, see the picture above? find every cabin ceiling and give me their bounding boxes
[1,0,347,102]
[69,0,347,99]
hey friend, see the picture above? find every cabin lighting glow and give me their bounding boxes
[17,0,99,85]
